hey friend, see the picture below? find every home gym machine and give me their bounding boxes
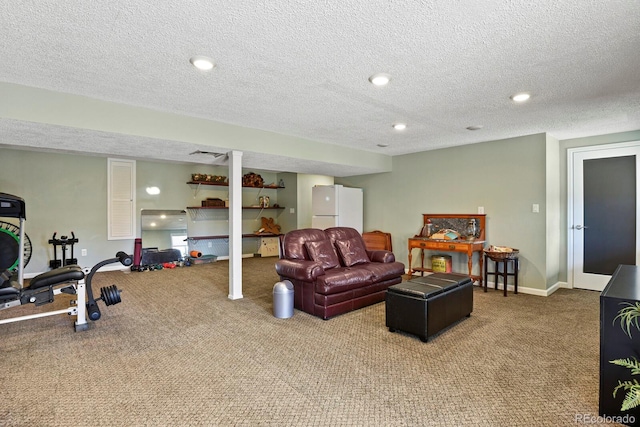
[0,192,132,331]
[48,231,79,268]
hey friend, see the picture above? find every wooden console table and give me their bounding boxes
[407,214,486,286]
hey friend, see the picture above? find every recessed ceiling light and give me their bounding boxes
[510,92,531,103]
[466,125,483,131]
[369,73,391,86]
[392,123,407,131]
[377,143,389,147]
[190,56,215,71]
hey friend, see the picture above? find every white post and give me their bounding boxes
[228,150,243,300]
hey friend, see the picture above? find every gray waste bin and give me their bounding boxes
[273,280,294,318]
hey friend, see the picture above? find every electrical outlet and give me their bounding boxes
[81,249,87,256]
[289,208,295,214]
[478,206,484,214]
[532,204,539,213]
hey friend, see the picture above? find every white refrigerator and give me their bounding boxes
[311,185,363,233]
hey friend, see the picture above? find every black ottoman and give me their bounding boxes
[385,273,473,342]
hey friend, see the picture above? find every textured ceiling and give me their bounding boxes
[1,1,639,176]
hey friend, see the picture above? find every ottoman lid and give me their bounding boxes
[409,273,472,291]
[388,282,443,299]
[428,272,472,285]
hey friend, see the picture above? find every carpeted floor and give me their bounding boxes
[0,257,609,426]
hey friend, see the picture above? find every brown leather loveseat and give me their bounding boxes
[275,227,405,319]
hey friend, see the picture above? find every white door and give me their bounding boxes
[569,143,640,291]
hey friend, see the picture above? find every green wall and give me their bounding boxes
[0,150,125,273]
[0,148,288,273]
[4,128,640,288]
[341,130,640,292]
[340,134,551,291]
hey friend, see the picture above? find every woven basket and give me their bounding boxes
[484,248,519,261]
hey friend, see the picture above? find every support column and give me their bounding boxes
[228,150,243,300]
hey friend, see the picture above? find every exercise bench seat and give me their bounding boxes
[0,286,20,301]
[28,265,85,290]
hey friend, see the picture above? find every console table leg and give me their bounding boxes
[479,251,484,288]
[483,254,488,292]
[514,258,519,294]
[503,261,508,297]
[408,248,413,277]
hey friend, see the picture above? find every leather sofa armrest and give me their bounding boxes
[275,259,325,281]
[367,250,396,263]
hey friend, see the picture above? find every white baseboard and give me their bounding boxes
[483,280,568,297]
[404,270,570,298]
[24,264,130,279]
[216,254,258,261]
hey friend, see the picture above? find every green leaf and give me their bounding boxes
[613,302,640,338]
[610,358,640,375]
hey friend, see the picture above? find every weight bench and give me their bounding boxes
[0,193,128,331]
[385,272,473,342]
[1,265,92,331]
[0,252,130,331]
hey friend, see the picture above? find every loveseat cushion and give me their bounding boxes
[305,240,341,269]
[360,261,406,282]
[335,237,370,267]
[315,267,374,295]
[368,250,396,263]
[280,228,330,260]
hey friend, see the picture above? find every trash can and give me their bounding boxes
[273,280,294,318]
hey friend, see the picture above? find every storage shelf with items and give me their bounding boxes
[186,206,285,210]
[185,170,285,257]
[186,181,285,189]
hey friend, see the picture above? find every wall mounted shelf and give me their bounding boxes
[186,206,284,210]
[187,233,281,241]
[187,181,284,198]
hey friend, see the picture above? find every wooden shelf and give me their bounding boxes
[187,233,282,241]
[187,181,284,189]
[186,206,284,210]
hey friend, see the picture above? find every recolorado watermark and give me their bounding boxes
[575,413,635,424]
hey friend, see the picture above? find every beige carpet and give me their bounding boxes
[1,257,606,426]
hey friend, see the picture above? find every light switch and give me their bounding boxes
[532,204,539,213]
[478,206,484,214]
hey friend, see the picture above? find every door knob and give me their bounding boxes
[575,225,589,230]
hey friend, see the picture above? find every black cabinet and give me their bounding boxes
[600,265,640,426]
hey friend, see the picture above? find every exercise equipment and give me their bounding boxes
[133,238,142,267]
[0,251,131,331]
[0,192,132,331]
[48,231,79,269]
[0,195,31,286]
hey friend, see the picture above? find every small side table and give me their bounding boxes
[483,253,519,297]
